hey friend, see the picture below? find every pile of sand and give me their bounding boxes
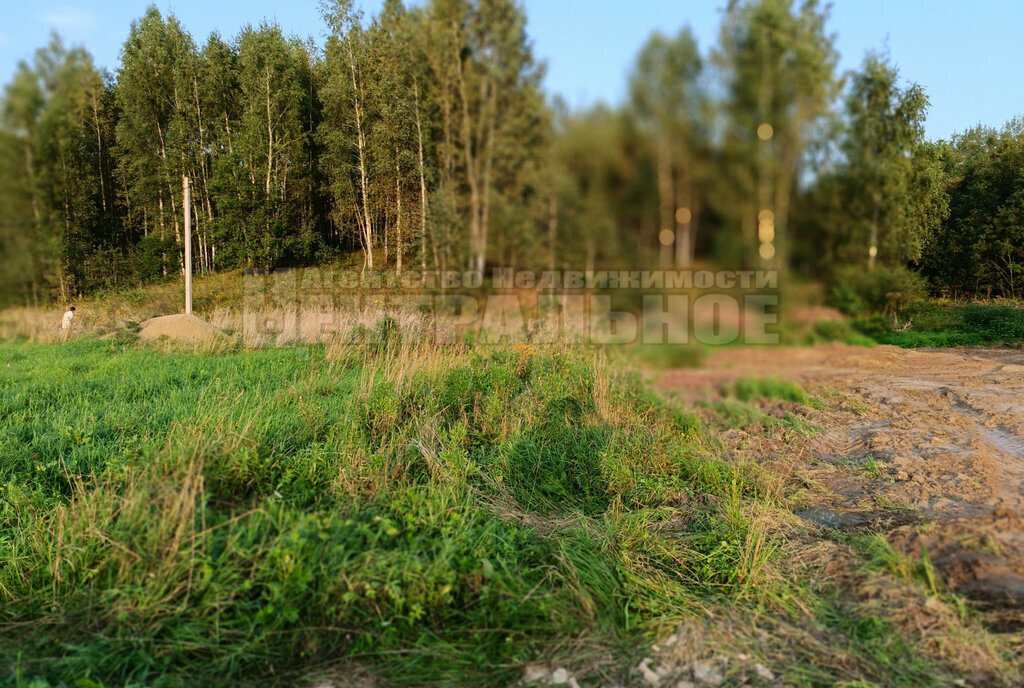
[138,314,224,344]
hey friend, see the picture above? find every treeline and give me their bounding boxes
[2,0,1023,305]
[0,0,547,302]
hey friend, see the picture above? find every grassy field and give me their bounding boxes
[0,332,1016,686]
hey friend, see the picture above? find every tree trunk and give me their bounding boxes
[192,74,215,248]
[90,92,108,213]
[674,177,694,268]
[395,151,403,276]
[480,83,496,269]
[548,194,558,272]
[23,141,41,227]
[869,194,880,271]
[656,141,674,268]
[265,70,274,196]
[414,80,432,276]
[347,41,374,270]
[454,28,485,273]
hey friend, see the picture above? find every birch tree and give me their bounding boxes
[716,0,838,267]
[629,28,706,268]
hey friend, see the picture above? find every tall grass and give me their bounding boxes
[0,336,787,686]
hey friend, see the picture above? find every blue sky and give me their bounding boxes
[1,0,1021,140]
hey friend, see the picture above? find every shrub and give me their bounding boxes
[810,320,877,346]
[829,266,927,316]
[851,314,892,340]
[865,302,1024,347]
[961,304,1024,341]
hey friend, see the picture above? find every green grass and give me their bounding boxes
[816,602,940,687]
[726,377,810,405]
[629,342,707,369]
[782,319,878,347]
[0,337,995,686]
[853,302,1024,348]
[0,338,785,687]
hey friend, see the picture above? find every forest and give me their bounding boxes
[1,0,1023,306]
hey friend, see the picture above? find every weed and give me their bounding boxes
[863,456,890,482]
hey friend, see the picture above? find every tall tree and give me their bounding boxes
[322,0,379,270]
[0,36,117,300]
[840,53,947,270]
[116,7,198,276]
[425,0,546,272]
[921,121,1024,297]
[629,27,707,268]
[715,0,839,268]
[227,23,314,271]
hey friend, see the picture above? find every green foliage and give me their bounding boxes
[781,317,878,347]
[829,265,928,316]
[818,601,938,686]
[957,303,1024,337]
[1,0,556,304]
[628,27,708,267]
[853,301,1024,347]
[632,342,707,369]
[0,337,993,684]
[921,120,1024,298]
[809,320,877,346]
[0,339,781,686]
[2,0,1024,309]
[829,281,866,316]
[839,53,947,268]
[850,313,891,340]
[714,0,839,267]
[0,36,117,301]
[790,53,949,278]
[854,534,944,595]
[700,399,768,429]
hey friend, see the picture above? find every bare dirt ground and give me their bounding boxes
[662,343,1024,629]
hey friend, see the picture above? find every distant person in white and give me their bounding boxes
[61,306,76,334]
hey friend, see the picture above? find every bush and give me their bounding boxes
[961,304,1024,341]
[855,301,1024,347]
[851,314,892,340]
[828,281,866,317]
[829,266,927,316]
[809,320,877,346]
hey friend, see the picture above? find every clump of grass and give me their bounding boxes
[862,456,891,482]
[854,534,942,593]
[816,601,939,686]
[781,318,878,347]
[726,377,809,404]
[630,342,707,369]
[809,320,878,346]
[699,399,769,429]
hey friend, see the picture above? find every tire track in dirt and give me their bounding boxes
[660,343,1024,626]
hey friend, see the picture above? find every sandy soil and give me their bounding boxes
[138,313,225,344]
[662,343,1024,628]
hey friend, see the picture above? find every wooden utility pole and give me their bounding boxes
[183,175,192,315]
